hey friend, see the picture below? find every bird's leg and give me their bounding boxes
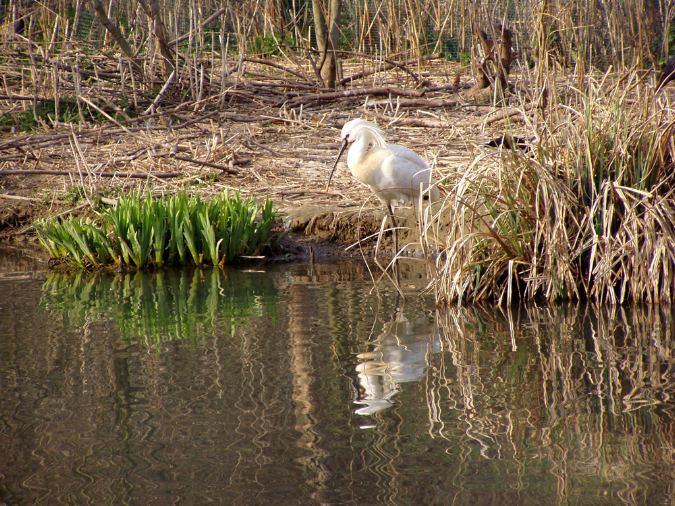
[387,204,399,256]
[387,206,402,288]
[392,252,401,287]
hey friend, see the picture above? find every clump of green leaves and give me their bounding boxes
[34,192,277,269]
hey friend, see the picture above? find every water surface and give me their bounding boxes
[1,248,674,505]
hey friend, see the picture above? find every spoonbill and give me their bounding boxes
[325,118,439,252]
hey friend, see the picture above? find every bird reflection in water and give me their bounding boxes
[352,312,441,419]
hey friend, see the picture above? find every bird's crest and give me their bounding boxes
[344,119,387,147]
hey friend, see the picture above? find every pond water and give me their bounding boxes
[1,246,675,505]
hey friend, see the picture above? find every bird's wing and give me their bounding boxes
[381,149,434,186]
[356,146,438,205]
[385,145,428,169]
[379,151,437,201]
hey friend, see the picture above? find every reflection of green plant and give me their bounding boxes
[39,268,278,345]
[34,192,277,269]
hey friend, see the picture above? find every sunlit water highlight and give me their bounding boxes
[1,247,674,505]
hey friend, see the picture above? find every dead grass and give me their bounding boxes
[424,70,675,305]
[2,9,673,304]
[0,47,501,234]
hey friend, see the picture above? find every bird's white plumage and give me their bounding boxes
[324,119,440,253]
[337,119,439,207]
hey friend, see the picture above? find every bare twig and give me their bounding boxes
[143,69,176,115]
[0,194,41,202]
[242,57,312,82]
[363,110,454,128]
[11,203,90,236]
[168,8,226,47]
[171,154,240,175]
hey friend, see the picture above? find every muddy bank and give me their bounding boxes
[0,189,434,263]
[0,55,509,265]
[283,203,437,256]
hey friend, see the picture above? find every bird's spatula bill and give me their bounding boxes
[325,139,349,192]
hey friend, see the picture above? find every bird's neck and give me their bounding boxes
[347,138,374,169]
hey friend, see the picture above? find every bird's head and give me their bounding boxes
[326,119,385,192]
[340,119,386,147]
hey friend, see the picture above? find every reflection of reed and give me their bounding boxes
[0,244,48,278]
[431,303,675,504]
[6,261,675,504]
[288,283,331,501]
[228,304,275,485]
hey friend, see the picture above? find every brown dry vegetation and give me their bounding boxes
[1,0,674,303]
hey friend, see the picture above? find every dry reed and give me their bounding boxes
[2,1,673,305]
[423,70,675,305]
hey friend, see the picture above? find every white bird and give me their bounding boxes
[325,119,439,252]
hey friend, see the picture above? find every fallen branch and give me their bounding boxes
[0,104,21,122]
[242,57,311,83]
[275,189,340,196]
[288,86,425,107]
[171,110,219,129]
[0,108,222,152]
[456,103,535,127]
[363,110,454,128]
[0,193,41,202]
[364,97,463,109]
[171,154,240,175]
[0,170,185,178]
[339,52,444,86]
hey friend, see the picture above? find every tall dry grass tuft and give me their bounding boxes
[425,71,675,305]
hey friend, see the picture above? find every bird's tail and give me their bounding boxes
[415,168,440,203]
[428,183,440,202]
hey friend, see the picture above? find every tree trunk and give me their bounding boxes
[138,0,175,80]
[92,0,143,78]
[312,0,341,89]
[473,25,513,93]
